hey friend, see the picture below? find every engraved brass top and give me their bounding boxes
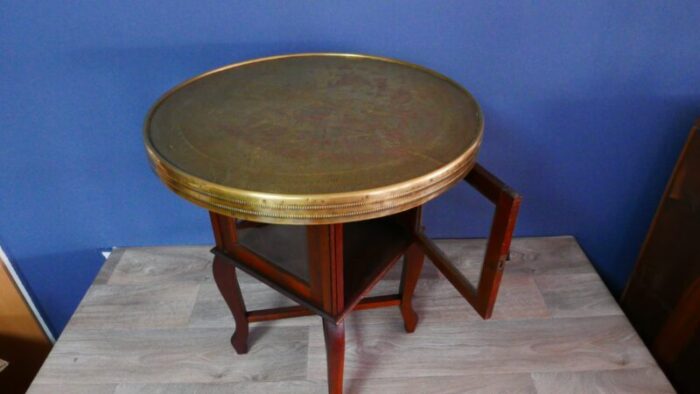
[145,53,483,224]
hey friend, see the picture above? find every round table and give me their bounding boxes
[144,53,521,394]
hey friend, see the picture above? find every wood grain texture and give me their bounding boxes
[29,236,671,394]
[28,384,117,394]
[113,374,538,394]
[534,273,622,318]
[66,282,199,330]
[531,368,675,393]
[33,327,308,385]
[307,315,655,381]
[106,247,212,285]
[114,381,326,394]
[346,374,538,394]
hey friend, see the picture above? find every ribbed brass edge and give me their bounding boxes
[150,146,478,224]
[144,53,484,224]
[147,139,478,210]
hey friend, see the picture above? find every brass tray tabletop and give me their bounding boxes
[145,53,483,224]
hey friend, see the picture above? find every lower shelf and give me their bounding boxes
[234,215,412,317]
[342,217,412,308]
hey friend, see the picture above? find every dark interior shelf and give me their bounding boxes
[236,216,412,313]
[342,217,412,308]
[238,224,310,284]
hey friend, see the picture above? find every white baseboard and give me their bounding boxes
[0,245,56,343]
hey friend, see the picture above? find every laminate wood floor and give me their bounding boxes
[28,237,674,393]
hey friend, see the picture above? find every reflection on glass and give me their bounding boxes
[237,224,310,284]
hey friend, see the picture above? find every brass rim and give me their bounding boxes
[144,53,484,224]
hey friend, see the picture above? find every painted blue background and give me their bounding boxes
[1,1,699,337]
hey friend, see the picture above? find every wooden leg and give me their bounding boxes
[399,243,424,333]
[212,256,249,354]
[323,319,345,394]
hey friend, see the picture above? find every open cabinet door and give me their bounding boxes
[415,163,522,319]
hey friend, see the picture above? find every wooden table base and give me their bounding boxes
[210,164,520,394]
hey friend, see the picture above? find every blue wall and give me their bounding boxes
[2,1,699,336]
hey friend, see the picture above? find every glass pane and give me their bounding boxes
[237,224,310,284]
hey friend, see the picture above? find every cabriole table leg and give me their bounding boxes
[212,256,250,354]
[399,243,425,333]
[323,319,346,394]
